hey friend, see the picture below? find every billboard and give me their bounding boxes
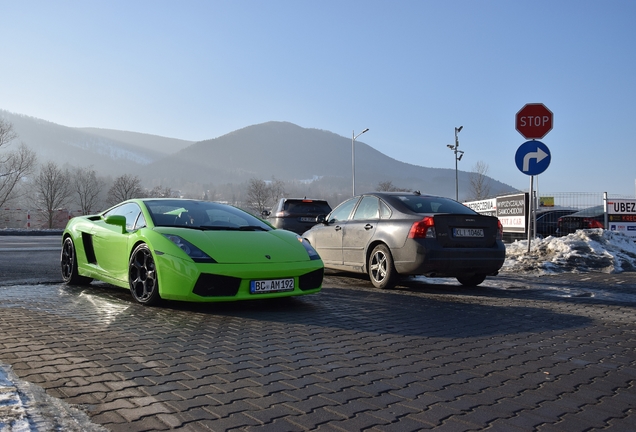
[607,199,636,239]
[464,193,528,233]
[496,193,528,233]
[464,198,496,217]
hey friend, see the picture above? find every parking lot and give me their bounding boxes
[1,236,636,431]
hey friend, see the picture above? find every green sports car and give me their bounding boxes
[61,198,324,305]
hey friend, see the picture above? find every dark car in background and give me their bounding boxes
[303,191,505,289]
[556,205,605,236]
[534,208,577,238]
[264,198,332,235]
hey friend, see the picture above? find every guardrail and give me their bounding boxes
[1,209,83,229]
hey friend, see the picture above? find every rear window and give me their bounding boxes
[569,205,604,217]
[283,200,332,215]
[391,195,477,215]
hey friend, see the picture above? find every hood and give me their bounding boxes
[159,228,308,264]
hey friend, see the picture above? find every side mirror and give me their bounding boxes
[261,210,271,218]
[104,215,127,232]
[316,214,327,224]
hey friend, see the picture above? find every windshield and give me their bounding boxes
[144,199,272,231]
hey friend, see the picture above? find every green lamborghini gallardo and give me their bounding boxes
[61,199,323,305]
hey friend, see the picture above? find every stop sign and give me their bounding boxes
[515,103,553,139]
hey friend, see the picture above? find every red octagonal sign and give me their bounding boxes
[515,103,553,139]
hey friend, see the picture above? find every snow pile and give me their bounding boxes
[0,364,107,431]
[503,229,636,274]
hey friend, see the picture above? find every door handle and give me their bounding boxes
[334,226,342,231]
[364,224,373,230]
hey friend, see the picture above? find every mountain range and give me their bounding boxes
[1,109,516,202]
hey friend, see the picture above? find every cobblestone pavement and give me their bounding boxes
[0,271,635,431]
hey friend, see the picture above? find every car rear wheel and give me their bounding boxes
[61,237,93,285]
[368,244,398,289]
[456,274,487,287]
[129,243,161,305]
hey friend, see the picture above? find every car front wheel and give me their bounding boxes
[129,243,161,305]
[61,237,92,285]
[368,244,398,289]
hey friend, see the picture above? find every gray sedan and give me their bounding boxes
[303,191,505,288]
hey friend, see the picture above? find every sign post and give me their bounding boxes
[515,103,553,251]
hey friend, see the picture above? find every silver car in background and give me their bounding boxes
[303,191,505,289]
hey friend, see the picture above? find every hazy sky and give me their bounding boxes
[2,1,635,196]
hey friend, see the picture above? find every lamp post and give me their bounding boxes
[352,128,369,196]
[446,126,464,200]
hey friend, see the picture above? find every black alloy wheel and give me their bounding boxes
[60,237,93,285]
[129,243,161,305]
[368,244,399,289]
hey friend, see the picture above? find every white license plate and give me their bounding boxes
[300,217,315,222]
[453,228,484,238]
[250,278,295,293]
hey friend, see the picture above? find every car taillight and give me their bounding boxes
[497,219,503,240]
[275,211,287,217]
[409,217,436,238]
[585,218,604,229]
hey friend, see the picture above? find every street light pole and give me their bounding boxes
[446,126,464,200]
[352,128,369,196]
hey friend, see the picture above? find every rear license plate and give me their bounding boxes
[300,217,315,222]
[453,228,484,238]
[250,278,294,293]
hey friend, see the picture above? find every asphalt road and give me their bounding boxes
[1,236,636,431]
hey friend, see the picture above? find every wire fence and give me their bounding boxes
[536,192,634,211]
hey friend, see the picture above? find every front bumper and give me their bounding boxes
[154,254,323,302]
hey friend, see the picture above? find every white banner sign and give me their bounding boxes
[607,199,636,239]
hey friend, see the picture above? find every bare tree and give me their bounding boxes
[107,174,143,205]
[469,161,492,200]
[31,161,72,228]
[246,178,270,214]
[72,166,103,215]
[146,185,174,198]
[269,177,286,205]
[0,118,37,208]
[377,180,410,192]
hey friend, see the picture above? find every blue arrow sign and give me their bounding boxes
[515,140,551,176]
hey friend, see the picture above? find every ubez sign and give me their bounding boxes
[607,199,636,240]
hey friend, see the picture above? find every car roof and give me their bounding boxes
[363,191,444,200]
[536,208,577,214]
[281,198,329,202]
[569,205,605,217]
[363,191,421,196]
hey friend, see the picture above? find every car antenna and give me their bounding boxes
[414,190,421,195]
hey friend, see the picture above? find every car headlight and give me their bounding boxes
[163,235,216,263]
[297,235,321,261]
